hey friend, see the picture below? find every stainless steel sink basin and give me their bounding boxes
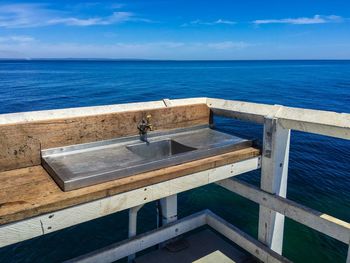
[127,139,197,159]
[42,126,252,191]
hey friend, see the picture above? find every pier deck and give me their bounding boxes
[135,229,254,263]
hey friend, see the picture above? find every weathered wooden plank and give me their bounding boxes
[0,155,260,246]
[0,98,208,125]
[0,147,260,225]
[0,103,210,172]
[207,98,278,124]
[275,106,350,139]
[216,178,350,244]
[207,98,350,139]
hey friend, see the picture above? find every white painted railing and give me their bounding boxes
[206,98,350,262]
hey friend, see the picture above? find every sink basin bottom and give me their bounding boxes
[127,139,197,159]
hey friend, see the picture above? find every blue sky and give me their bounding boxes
[0,0,349,59]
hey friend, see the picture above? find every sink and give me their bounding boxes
[42,126,252,191]
[127,139,196,159]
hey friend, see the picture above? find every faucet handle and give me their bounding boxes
[146,114,153,131]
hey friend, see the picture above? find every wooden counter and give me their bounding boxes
[0,147,260,225]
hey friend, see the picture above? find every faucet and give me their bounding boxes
[137,114,153,142]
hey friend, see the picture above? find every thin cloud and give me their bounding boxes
[0,35,35,43]
[0,3,149,28]
[183,19,236,26]
[214,19,236,25]
[47,12,136,26]
[253,15,343,25]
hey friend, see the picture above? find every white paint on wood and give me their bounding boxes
[207,98,279,124]
[207,98,350,139]
[275,106,350,139]
[258,117,290,254]
[206,211,291,263]
[128,204,144,262]
[129,205,144,238]
[208,156,261,183]
[216,178,350,244]
[160,195,178,225]
[0,157,260,247]
[170,97,207,106]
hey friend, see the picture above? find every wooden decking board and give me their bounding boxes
[135,229,254,263]
[0,147,260,225]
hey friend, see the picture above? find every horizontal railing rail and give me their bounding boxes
[206,98,350,139]
[216,178,350,244]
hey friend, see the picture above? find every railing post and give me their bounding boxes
[347,244,350,263]
[258,117,291,254]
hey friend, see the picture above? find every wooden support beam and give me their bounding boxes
[216,178,350,244]
[258,117,290,253]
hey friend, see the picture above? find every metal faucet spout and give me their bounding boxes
[137,114,153,142]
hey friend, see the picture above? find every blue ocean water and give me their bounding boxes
[0,60,349,263]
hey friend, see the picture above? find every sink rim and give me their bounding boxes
[41,126,253,191]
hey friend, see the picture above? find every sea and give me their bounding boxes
[0,60,349,263]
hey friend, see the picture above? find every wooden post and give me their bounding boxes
[346,244,350,263]
[160,194,178,225]
[128,205,143,262]
[258,117,291,254]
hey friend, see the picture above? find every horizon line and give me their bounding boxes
[1,58,350,61]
